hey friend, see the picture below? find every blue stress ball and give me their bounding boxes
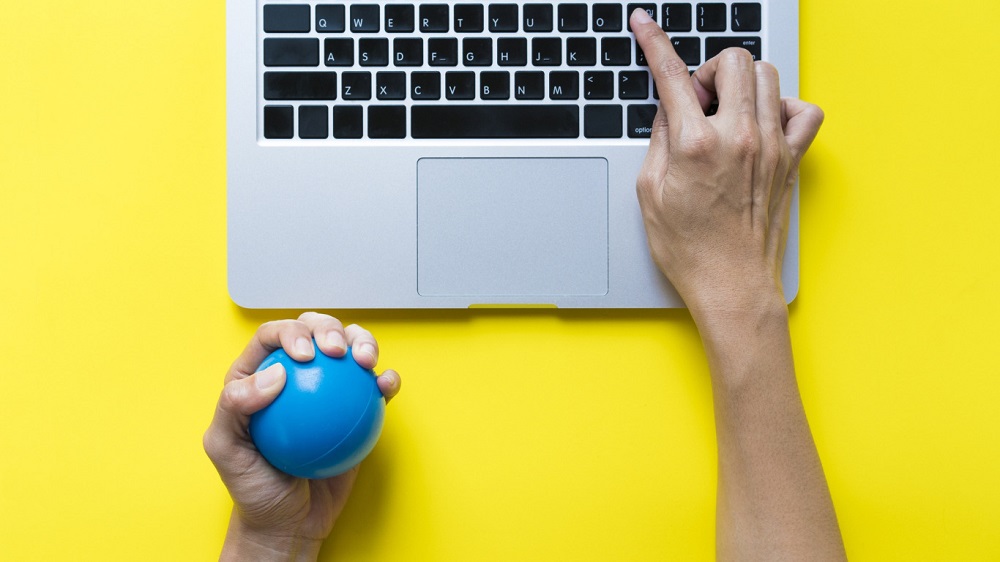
[249,341,385,479]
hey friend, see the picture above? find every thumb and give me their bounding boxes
[204,363,286,474]
[782,97,825,162]
[219,363,287,419]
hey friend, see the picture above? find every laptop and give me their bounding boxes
[227,1,800,308]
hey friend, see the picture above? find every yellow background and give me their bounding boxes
[2,1,999,559]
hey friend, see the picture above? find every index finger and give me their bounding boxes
[227,319,314,382]
[630,8,705,127]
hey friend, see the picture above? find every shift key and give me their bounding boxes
[264,71,337,100]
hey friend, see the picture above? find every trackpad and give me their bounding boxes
[417,158,609,297]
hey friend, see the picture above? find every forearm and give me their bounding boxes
[691,295,845,561]
[220,508,323,562]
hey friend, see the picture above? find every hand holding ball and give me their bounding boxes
[249,340,385,479]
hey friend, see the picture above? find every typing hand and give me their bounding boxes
[204,312,401,561]
[630,9,824,313]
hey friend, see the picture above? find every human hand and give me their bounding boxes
[203,312,401,561]
[630,9,824,313]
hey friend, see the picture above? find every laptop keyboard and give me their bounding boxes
[259,2,764,140]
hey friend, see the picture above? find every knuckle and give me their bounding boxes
[761,142,782,167]
[345,323,372,338]
[723,47,753,68]
[256,320,277,336]
[755,61,779,81]
[654,52,690,80]
[638,23,663,43]
[219,381,243,412]
[677,126,718,159]
[809,103,826,125]
[731,123,760,157]
[297,311,324,322]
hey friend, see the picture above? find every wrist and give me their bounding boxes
[688,291,791,388]
[221,510,323,562]
[681,273,786,320]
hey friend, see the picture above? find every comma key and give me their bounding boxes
[627,104,657,138]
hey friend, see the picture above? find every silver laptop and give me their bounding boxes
[227,0,800,308]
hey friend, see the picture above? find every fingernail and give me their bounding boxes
[324,330,346,353]
[356,343,377,364]
[256,364,284,390]
[295,337,314,358]
[632,7,654,25]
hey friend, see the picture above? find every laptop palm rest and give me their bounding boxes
[416,158,609,297]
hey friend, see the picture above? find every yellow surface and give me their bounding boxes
[2,1,999,559]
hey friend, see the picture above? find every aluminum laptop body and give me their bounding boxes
[227,0,800,308]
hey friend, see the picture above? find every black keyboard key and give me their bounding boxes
[411,71,441,99]
[584,105,622,138]
[324,38,353,66]
[523,4,553,32]
[627,104,657,138]
[549,71,579,100]
[368,105,406,138]
[333,105,363,139]
[532,37,561,66]
[264,38,319,67]
[705,37,761,61]
[584,71,614,99]
[601,37,631,66]
[264,72,337,100]
[463,38,492,66]
[263,105,294,138]
[385,5,415,32]
[393,38,423,66]
[359,38,389,66]
[619,70,649,99]
[264,5,310,33]
[672,37,700,66]
[626,4,656,31]
[428,38,458,66]
[489,4,519,32]
[411,105,579,138]
[514,71,545,99]
[316,5,346,32]
[420,4,450,32]
[497,38,528,66]
[558,3,588,31]
[445,71,476,99]
[662,3,692,32]
[732,3,761,32]
[592,4,623,32]
[567,37,596,66]
[454,4,485,32]
[376,71,406,99]
[342,71,372,99]
[480,71,510,99]
[350,5,380,32]
[697,3,726,31]
[298,105,329,138]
